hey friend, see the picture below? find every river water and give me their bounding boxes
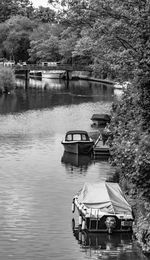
[0,77,148,260]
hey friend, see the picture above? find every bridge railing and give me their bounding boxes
[14,64,92,71]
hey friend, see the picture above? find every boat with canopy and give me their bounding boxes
[72,182,134,233]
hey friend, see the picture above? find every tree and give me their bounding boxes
[48,0,149,78]
[0,0,34,22]
[31,6,56,23]
[29,23,63,62]
[58,27,79,64]
[3,16,35,62]
[50,0,150,126]
[0,23,9,58]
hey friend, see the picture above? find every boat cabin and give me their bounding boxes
[65,130,91,142]
[91,114,111,126]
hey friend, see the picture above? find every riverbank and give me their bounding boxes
[133,198,150,255]
[0,67,15,94]
[108,81,150,257]
[75,75,114,85]
[119,178,150,256]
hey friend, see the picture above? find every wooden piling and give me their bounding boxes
[25,69,29,88]
[66,70,69,81]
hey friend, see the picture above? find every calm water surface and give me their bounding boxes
[0,78,148,260]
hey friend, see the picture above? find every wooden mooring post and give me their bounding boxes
[25,69,30,88]
[66,70,69,81]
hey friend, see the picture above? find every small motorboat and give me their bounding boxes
[91,114,111,127]
[61,130,94,155]
[72,182,134,234]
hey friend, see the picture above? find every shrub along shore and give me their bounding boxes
[0,67,15,94]
[108,81,150,255]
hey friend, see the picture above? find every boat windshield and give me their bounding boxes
[66,133,89,141]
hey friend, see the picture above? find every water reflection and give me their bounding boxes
[16,77,66,90]
[61,151,110,173]
[72,226,134,260]
[0,78,114,114]
[61,152,92,173]
[0,77,146,260]
[16,77,114,99]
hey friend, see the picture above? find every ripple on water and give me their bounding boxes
[0,82,147,260]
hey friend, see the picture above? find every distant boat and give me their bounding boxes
[29,71,42,77]
[72,182,134,234]
[114,81,131,89]
[61,130,94,155]
[91,114,111,127]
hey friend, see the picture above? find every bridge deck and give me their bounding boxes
[14,64,92,72]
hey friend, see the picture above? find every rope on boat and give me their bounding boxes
[93,133,102,148]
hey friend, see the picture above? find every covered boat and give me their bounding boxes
[72,182,134,233]
[91,114,111,126]
[61,130,94,155]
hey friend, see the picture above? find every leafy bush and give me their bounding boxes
[0,67,15,94]
[109,83,150,200]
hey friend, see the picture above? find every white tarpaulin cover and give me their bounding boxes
[77,182,132,215]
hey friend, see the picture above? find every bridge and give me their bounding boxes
[14,64,92,83]
[14,64,92,72]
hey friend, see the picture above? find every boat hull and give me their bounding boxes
[84,216,133,233]
[61,141,94,154]
[91,119,108,126]
[75,206,133,233]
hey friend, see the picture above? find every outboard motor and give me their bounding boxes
[105,217,116,234]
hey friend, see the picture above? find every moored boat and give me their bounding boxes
[91,114,111,127]
[114,81,131,89]
[91,131,111,158]
[72,182,134,234]
[61,130,94,155]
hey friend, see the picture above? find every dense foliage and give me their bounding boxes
[109,84,150,199]
[0,67,15,93]
[48,0,150,79]
[0,0,34,22]
[2,16,35,62]
[29,23,63,63]
[0,1,57,62]
[0,0,150,80]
